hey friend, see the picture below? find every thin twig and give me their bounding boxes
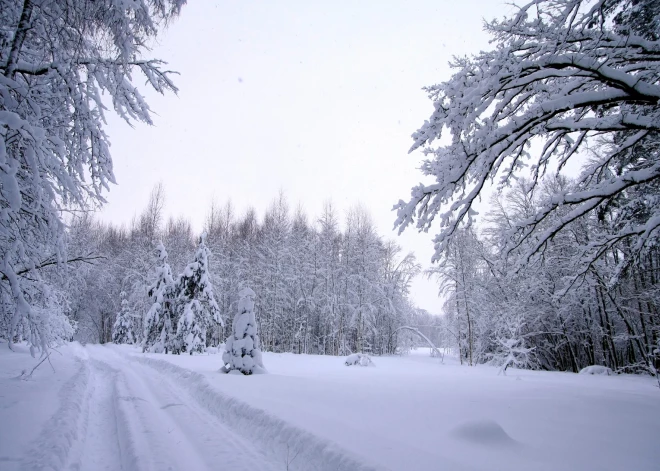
[49,346,63,356]
[46,350,56,373]
[21,352,51,380]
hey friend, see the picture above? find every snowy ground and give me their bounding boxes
[1,342,658,471]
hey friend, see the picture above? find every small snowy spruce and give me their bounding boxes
[142,242,176,353]
[173,233,223,354]
[112,292,135,344]
[221,287,266,374]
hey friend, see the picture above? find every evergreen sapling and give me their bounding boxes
[221,287,266,374]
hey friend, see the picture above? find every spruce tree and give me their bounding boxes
[143,242,176,353]
[173,233,223,354]
[112,292,135,344]
[221,287,266,374]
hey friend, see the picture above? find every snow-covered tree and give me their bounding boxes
[222,287,266,375]
[491,314,534,376]
[395,0,660,280]
[0,0,184,352]
[143,242,176,353]
[343,206,384,355]
[255,193,292,352]
[173,233,223,354]
[112,292,135,345]
[428,227,483,365]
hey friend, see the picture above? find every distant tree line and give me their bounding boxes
[61,186,424,356]
[429,176,659,374]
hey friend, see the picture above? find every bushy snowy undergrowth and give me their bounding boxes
[579,365,614,376]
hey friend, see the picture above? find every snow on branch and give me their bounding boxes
[395,0,660,279]
[0,0,185,351]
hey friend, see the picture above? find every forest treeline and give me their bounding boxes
[393,0,660,375]
[431,176,659,374]
[64,187,428,356]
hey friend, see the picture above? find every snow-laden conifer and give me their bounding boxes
[173,233,223,354]
[222,287,266,374]
[143,242,176,353]
[112,292,135,344]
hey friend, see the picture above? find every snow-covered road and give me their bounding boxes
[4,345,281,471]
[75,346,279,471]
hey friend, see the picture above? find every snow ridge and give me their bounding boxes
[129,355,384,471]
[21,359,90,471]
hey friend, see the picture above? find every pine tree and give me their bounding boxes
[222,287,266,375]
[143,242,176,353]
[173,233,223,354]
[112,292,135,344]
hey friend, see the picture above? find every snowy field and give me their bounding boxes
[1,342,658,471]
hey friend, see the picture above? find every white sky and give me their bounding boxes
[100,0,515,314]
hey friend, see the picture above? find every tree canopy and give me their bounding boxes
[395,0,660,280]
[0,0,185,350]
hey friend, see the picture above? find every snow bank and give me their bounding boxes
[22,354,90,469]
[0,343,88,470]
[135,347,660,471]
[130,355,382,471]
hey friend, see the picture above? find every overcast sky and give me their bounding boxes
[100,0,514,314]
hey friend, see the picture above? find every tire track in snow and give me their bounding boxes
[71,360,124,471]
[87,345,278,471]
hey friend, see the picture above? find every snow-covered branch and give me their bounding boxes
[396,0,660,274]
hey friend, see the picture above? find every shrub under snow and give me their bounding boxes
[579,366,614,376]
[345,353,374,367]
